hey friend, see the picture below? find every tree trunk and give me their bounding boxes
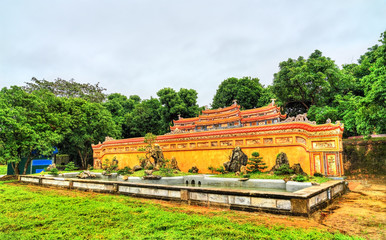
[12,162,19,175]
[23,152,32,175]
[78,149,89,170]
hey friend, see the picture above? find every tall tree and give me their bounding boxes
[211,77,265,109]
[103,93,141,138]
[59,98,119,169]
[157,87,200,127]
[24,78,107,103]
[0,87,62,174]
[126,98,164,137]
[272,50,345,116]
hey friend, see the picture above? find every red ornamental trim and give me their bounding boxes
[202,105,240,114]
[92,122,343,148]
[170,125,195,130]
[173,117,199,124]
[240,113,285,122]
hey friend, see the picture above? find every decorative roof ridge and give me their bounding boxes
[173,117,199,124]
[202,104,240,114]
[93,122,344,148]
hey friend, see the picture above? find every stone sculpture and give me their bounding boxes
[77,170,96,179]
[270,152,290,172]
[223,147,248,172]
[170,156,180,171]
[150,144,165,168]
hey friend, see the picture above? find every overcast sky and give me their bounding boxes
[1,0,385,106]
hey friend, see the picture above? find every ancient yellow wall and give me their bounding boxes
[93,126,344,176]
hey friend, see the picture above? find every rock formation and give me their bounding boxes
[170,156,180,171]
[77,171,96,179]
[151,144,165,168]
[223,147,248,172]
[270,152,290,172]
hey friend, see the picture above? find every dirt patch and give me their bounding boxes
[0,175,17,181]
[313,179,386,239]
[8,178,386,239]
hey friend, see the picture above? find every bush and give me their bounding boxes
[215,166,226,174]
[64,162,78,171]
[117,166,132,175]
[49,168,59,176]
[293,174,308,182]
[247,152,267,173]
[313,172,323,177]
[274,164,294,175]
[242,174,250,178]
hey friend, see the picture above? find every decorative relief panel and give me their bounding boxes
[178,143,187,149]
[276,137,292,144]
[220,140,233,146]
[326,154,337,175]
[246,139,260,145]
[125,147,130,151]
[296,137,306,145]
[312,141,335,149]
[235,140,243,146]
[161,145,169,149]
[313,154,322,173]
[189,143,196,148]
[263,138,273,144]
[211,141,218,147]
[170,144,176,149]
[197,142,209,147]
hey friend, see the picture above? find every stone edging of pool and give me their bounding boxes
[18,175,348,217]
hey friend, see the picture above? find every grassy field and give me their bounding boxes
[0,181,359,240]
[0,165,7,175]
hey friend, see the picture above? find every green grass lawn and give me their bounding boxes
[0,181,359,240]
[0,165,7,175]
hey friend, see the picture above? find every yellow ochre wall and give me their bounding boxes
[93,127,344,176]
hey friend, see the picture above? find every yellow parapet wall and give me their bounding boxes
[92,122,344,176]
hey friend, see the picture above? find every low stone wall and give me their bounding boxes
[19,175,347,216]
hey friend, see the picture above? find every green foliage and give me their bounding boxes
[117,166,132,175]
[215,166,226,174]
[274,164,294,175]
[0,86,62,174]
[64,162,78,171]
[208,166,215,173]
[313,172,324,177]
[0,183,353,239]
[247,152,267,173]
[103,93,141,138]
[158,159,174,177]
[211,77,267,109]
[126,98,165,137]
[49,168,59,176]
[0,165,7,175]
[293,174,308,182]
[157,87,200,131]
[24,77,106,103]
[242,174,250,178]
[272,50,347,116]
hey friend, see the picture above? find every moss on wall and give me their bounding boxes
[343,138,386,175]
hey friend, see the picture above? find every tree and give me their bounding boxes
[24,78,107,103]
[211,77,266,109]
[308,31,386,137]
[177,88,200,118]
[126,98,165,137]
[247,152,267,173]
[157,87,200,129]
[103,93,141,138]
[59,98,119,169]
[0,87,62,174]
[272,50,346,116]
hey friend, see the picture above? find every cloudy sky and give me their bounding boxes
[1,0,385,106]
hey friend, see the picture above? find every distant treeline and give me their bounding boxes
[1,31,384,172]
